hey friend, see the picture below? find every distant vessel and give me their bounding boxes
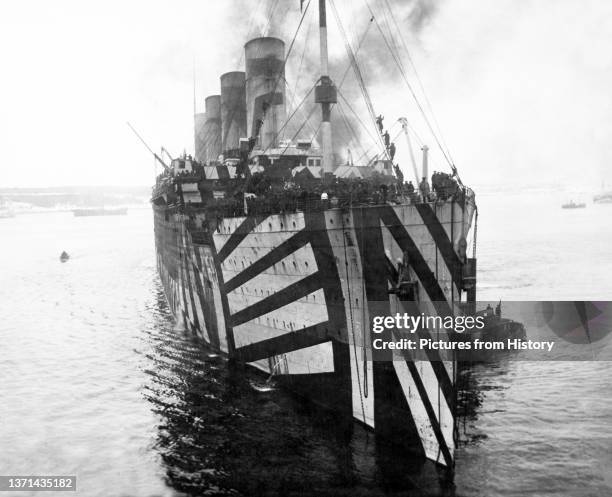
[60,251,70,263]
[593,192,612,204]
[561,201,586,209]
[73,207,127,217]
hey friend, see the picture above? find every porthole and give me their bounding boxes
[292,261,297,270]
[304,261,309,269]
[293,221,296,228]
[268,222,272,230]
[280,222,284,229]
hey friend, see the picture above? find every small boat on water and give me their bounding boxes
[562,201,586,209]
[473,303,526,342]
[60,251,70,263]
[456,302,526,362]
[73,207,128,217]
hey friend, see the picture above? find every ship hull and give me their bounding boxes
[153,198,475,468]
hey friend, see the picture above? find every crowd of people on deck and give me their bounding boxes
[201,171,464,219]
[153,147,465,217]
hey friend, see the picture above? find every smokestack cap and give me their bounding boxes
[244,37,285,55]
[221,71,246,86]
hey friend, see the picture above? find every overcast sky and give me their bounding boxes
[1,0,610,190]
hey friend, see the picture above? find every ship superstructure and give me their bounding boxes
[149,0,477,471]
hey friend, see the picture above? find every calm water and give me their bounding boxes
[1,192,611,497]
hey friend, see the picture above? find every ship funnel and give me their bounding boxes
[421,145,429,181]
[194,112,207,163]
[220,71,247,156]
[203,95,222,163]
[245,37,286,151]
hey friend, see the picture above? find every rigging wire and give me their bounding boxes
[278,105,319,157]
[261,83,317,156]
[263,0,282,36]
[262,7,375,162]
[329,0,389,162]
[381,0,455,166]
[335,100,370,170]
[284,76,318,138]
[362,0,455,172]
[355,127,403,165]
[336,89,380,153]
[235,0,267,69]
[291,5,314,101]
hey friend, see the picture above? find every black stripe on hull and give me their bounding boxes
[384,257,455,412]
[405,360,453,467]
[354,205,456,464]
[216,209,352,420]
[178,243,191,325]
[393,301,455,411]
[229,272,322,328]
[191,246,221,350]
[304,210,353,420]
[234,322,332,363]
[414,203,462,285]
[224,229,310,294]
[353,206,423,449]
[217,215,267,263]
[378,206,452,317]
[202,227,236,354]
[182,240,201,332]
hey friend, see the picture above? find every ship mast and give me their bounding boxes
[315,0,337,179]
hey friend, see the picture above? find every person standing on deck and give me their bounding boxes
[419,176,430,202]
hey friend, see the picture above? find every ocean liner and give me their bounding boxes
[148,0,477,471]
